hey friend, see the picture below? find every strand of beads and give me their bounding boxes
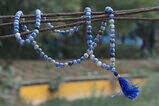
[105,6,116,71]
[42,16,82,34]
[84,7,111,70]
[14,11,39,45]
[14,9,90,68]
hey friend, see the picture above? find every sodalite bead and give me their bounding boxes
[20,40,25,45]
[77,59,81,63]
[97,61,102,67]
[110,34,115,38]
[100,26,105,30]
[101,63,106,68]
[109,14,114,18]
[110,43,115,48]
[87,35,93,39]
[68,61,73,66]
[32,32,37,37]
[110,38,115,42]
[84,53,89,58]
[102,22,107,26]
[47,57,52,61]
[81,56,86,61]
[32,41,37,45]
[87,40,93,44]
[15,33,21,38]
[28,36,34,41]
[109,19,114,24]
[25,39,31,44]
[34,29,39,34]
[34,45,39,49]
[110,24,115,28]
[110,48,115,52]
[109,29,115,33]
[44,55,48,59]
[105,6,113,13]
[14,29,19,33]
[94,38,99,43]
[37,48,42,52]
[73,60,77,64]
[90,54,95,60]
[110,62,115,67]
[93,58,98,63]
[110,57,115,62]
[111,67,116,72]
[55,62,60,67]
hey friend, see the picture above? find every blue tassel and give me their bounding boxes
[114,71,141,100]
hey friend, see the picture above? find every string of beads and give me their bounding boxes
[13,6,140,100]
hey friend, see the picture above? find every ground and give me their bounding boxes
[0,57,159,106]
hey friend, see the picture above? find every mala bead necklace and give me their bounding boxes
[13,9,95,68]
[13,6,141,100]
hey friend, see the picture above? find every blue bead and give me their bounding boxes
[36,19,41,22]
[32,32,37,38]
[44,55,48,59]
[110,34,115,38]
[32,41,37,45]
[87,25,92,30]
[68,61,73,66]
[14,16,19,20]
[70,29,73,32]
[61,30,65,34]
[86,16,91,20]
[14,26,19,29]
[87,40,93,44]
[110,38,115,42]
[93,58,98,63]
[29,36,34,41]
[25,39,30,44]
[106,65,111,70]
[101,63,106,68]
[109,29,115,33]
[110,43,115,48]
[36,9,41,15]
[26,29,30,32]
[86,12,91,16]
[87,35,93,39]
[14,22,19,26]
[59,63,64,68]
[77,59,81,63]
[87,30,92,34]
[110,48,115,52]
[40,52,44,57]
[14,29,19,33]
[23,25,27,30]
[65,30,69,33]
[34,45,39,49]
[94,38,99,43]
[73,60,77,64]
[35,23,40,28]
[17,37,22,42]
[109,14,114,18]
[54,62,59,67]
[34,29,39,34]
[20,40,25,45]
[38,48,42,52]
[102,22,107,26]
[114,71,118,76]
[47,57,52,61]
[92,42,97,47]
[101,26,105,30]
[81,56,85,61]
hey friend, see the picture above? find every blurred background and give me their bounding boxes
[0,0,159,106]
